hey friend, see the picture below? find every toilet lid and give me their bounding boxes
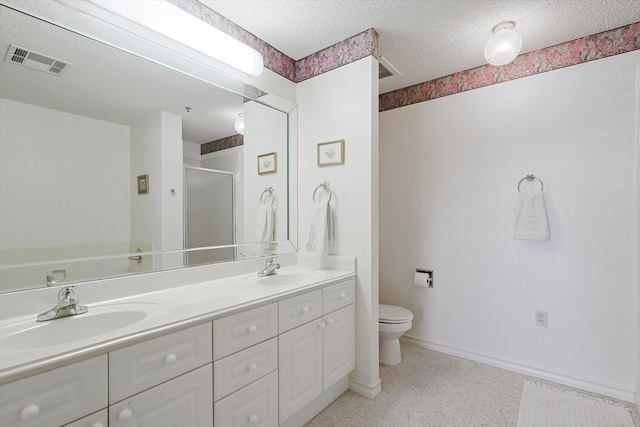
[379,304,413,323]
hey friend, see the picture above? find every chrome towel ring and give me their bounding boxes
[517,174,544,192]
[260,187,275,205]
[313,181,332,203]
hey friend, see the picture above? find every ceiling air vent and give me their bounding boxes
[4,45,71,76]
[379,56,401,80]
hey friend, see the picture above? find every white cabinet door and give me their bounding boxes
[278,319,323,423]
[214,371,278,427]
[109,364,212,427]
[323,304,355,389]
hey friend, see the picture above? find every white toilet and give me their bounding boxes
[378,304,414,366]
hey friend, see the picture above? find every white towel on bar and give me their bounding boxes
[256,203,275,244]
[514,190,550,241]
[306,200,334,254]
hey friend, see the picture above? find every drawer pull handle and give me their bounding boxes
[118,408,133,421]
[327,318,334,325]
[20,404,40,421]
[339,293,347,299]
[91,423,105,427]
[301,306,310,314]
[165,354,177,364]
[319,322,326,329]
[247,325,257,333]
[249,414,259,423]
[248,363,258,372]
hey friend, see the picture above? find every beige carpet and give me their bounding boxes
[305,343,639,427]
[517,380,635,427]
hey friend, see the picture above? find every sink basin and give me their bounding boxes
[243,268,326,286]
[0,302,162,351]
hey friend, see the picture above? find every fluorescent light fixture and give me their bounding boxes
[484,21,522,66]
[88,0,264,77]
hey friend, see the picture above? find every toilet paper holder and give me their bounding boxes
[415,269,433,288]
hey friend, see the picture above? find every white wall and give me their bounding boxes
[380,51,639,402]
[297,57,380,397]
[130,111,183,269]
[0,98,130,253]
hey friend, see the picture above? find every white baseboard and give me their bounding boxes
[402,335,636,404]
[349,376,382,399]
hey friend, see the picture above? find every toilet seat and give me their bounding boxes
[379,304,413,324]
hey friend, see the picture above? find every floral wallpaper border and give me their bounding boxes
[170,0,377,83]
[201,134,243,155]
[379,22,640,112]
[294,29,379,83]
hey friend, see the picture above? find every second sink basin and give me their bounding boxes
[0,302,162,351]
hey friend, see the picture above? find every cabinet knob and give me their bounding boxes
[318,322,326,329]
[339,293,347,299]
[20,404,40,421]
[91,423,105,427]
[164,354,177,364]
[247,325,257,333]
[327,318,334,325]
[118,408,133,421]
[249,414,259,423]
[301,306,310,314]
[248,363,258,372]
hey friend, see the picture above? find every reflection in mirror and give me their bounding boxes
[0,5,294,293]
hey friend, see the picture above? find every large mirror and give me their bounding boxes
[0,3,296,293]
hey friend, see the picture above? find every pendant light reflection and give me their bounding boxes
[234,113,245,135]
[484,21,522,66]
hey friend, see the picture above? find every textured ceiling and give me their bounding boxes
[0,4,244,144]
[200,0,640,94]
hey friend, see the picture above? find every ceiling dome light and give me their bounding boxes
[234,113,245,135]
[484,21,522,66]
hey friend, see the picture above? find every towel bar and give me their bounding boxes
[517,174,544,192]
[313,182,332,203]
[260,187,275,205]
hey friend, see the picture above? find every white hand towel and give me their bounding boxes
[514,190,550,241]
[306,200,334,254]
[256,204,275,244]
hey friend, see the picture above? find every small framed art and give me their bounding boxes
[258,152,277,174]
[317,139,345,166]
[137,174,149,194]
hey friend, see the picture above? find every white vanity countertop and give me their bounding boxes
[0,264,356,384]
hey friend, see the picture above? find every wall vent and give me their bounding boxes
[4,45,71,76]
[379,56,401,80]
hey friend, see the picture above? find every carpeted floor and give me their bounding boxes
[305,342,639,427]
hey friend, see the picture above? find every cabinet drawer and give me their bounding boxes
[63,408,108,427]
[0,355,107,427]
[323,279,355,314]
[278,289,322,333]
[214,371,278,427]
[214,303,277,360]
[110,364,212,427]
[109,322,212,404]
[214,337,278,401]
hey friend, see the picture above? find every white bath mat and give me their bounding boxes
[516,380,634,427]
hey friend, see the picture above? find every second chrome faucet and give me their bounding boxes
[257,256,280,277]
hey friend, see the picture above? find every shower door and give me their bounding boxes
[184,165,235,266]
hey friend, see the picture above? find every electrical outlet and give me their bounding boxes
[535,310,548,327]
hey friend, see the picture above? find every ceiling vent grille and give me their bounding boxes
[4,45,71,76]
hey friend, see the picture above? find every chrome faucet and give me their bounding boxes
[37,286,88,322]
[257,256,280,277]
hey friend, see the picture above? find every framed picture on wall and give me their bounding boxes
[317,139,345,166]
[258,152,277,174]
[137,174,149,194]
